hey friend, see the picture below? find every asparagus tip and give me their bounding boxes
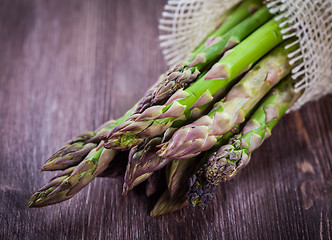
[122,185,129,196]
[40,164,51,171]
[150,191,189,217]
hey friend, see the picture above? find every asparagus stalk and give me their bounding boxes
[188,77,301,207]
[28,167,76,207]
[150,159,197,216]
[42,106,136,171]
[33,38,292,206]
[105,19,283,151]
[185,6,271,72]
[28,143,116,207]
[122,137,167,194]
[189,0,262,56]
[149,160,198,216]
[166,157,200,199]
[136,0,263,113]
[150,191,188,217]
[158,42,293,159]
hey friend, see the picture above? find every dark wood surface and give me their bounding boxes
[1,0,331,239]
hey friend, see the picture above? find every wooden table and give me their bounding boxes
[1,0,331,239]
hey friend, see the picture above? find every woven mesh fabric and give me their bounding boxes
[159,0,241,66]
[159,0,332,110]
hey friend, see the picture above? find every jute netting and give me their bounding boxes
[159,0,332,110]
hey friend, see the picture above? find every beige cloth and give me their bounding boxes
[159,0,332,110]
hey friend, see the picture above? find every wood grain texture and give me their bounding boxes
[0,0,331,239]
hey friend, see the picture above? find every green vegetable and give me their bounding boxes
[188,77,301,207]
[158,43,293,159]
[105,19,283,151]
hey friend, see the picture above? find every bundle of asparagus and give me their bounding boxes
[29,0,302,216]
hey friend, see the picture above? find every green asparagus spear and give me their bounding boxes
[122,137,167,194]
[28,143,117,207]
[188,77,301,207]
[150,191,188,217]
[158,43,293,159]
[149,159,200,216]
[150,158,200,216]
[189,0,261,56]
[166,157,200,199]
[185,6,271,72]
[28,166,76,207]
[105,19,283,151]
[136,0,263,113]
[42,106,136,171]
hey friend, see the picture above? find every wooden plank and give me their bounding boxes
[0,0,331,239]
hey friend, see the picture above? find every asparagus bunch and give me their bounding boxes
[28,1,302,216]
[188,78,300,207]
[29,1,259,207]
[105,19,282,150]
